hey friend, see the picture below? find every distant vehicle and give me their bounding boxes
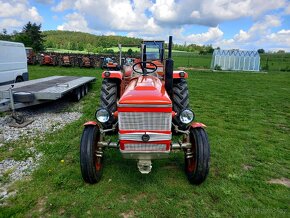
[25,47,37,65]
[101,57,120,70]
[39,53,58,66]
[59,54,76,67]
[0,40,28,86]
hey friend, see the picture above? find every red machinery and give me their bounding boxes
[40,53,58,66]
[80,36,210,185]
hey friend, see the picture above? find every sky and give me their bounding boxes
[0,0,290,51]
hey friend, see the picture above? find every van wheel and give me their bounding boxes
[15,76,24,83]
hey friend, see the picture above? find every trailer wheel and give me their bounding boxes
[185,127,210,185]
[80,125,103,184]
[84,84,89,95]
[172,79,190,130]
[100,79,118,129]
[81,86,85,97]
[72,88,81,101]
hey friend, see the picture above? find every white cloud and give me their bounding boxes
[52,0,289,51]
[0,18,23,30]
[213,15,289,51]
[150,0,287,27]
[57,12,92,33]
[0,0,43,31]
[265,29,290,48]
[234,15,281,42]
[52,0,74,12]
[184,27,224,44]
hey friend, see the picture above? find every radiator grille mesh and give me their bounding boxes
[124,144,167,151]
[119,112,171,131]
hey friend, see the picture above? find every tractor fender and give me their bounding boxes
[83,121,97,126]
[173,71,188,79]
[191,122,207,128]
[102,71,122,80]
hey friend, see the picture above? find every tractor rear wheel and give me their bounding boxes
[100,79,118,129]
[185,127,210,185]
[172,79,190,130]
[80,125,103,184]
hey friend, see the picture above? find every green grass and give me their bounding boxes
[0,66,289,217]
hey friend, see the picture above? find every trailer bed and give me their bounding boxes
[0,76,95,111]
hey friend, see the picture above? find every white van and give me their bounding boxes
[0,40,28,86]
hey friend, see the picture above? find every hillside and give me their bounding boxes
[43,30,142,52]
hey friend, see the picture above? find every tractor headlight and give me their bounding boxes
[179,109,194,124]
[95,108,110,123]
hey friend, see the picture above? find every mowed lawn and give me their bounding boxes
[0,65,289,217]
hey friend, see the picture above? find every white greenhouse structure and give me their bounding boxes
[211,49,260,71]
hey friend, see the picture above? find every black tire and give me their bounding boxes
[100,79,118,129]
[172,79,190,129]
[80,125,103,184]
[81,86,85,97]
[13,92,35,103]
[72,88,81,102]
[185,127,210,185]
[15,76,24,83]
[84,84,89,95]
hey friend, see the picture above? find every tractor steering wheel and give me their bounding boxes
[132,61,158,75]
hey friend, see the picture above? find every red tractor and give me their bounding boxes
[101,57,120,70]
[80,36,210,185]
[59,54,75,67]
[40,53,58,66]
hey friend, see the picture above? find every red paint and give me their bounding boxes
[102,71,122,80]
[83,121,97,126]
[118,107,172,112]
[118,76,171,105]
[173,71,188,79]
[191,122,207,128]
[113,111,118,118]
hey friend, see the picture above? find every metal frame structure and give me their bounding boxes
[211,49,260,71]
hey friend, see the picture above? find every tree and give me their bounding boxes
[257,48,265,54]
[15,22,45,52]
[277,50,285,54]
[127,48,133,56]
[0,29,11,41]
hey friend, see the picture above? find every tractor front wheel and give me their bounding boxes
[185,127,210,185]
[80,125,103,184]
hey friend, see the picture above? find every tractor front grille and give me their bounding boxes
[119,112,171,131]
[124,143,167,151]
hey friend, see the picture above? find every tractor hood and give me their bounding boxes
[118,76,171,106]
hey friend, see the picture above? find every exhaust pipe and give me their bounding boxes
[165,36,174,97]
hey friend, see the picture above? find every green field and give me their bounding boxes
[0,65,289,217]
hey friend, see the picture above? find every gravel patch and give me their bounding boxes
[0,101,83,204]
[0,111,82,144]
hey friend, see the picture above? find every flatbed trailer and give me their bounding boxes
[0,76,96,112]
